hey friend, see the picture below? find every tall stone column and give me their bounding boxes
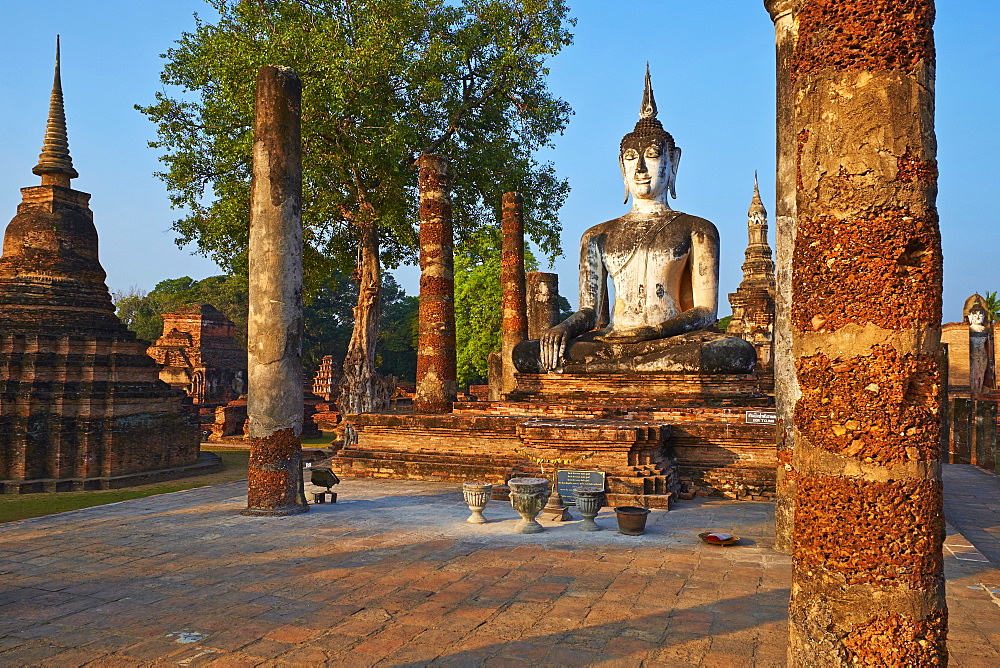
[765,0,798,555]
[526,272,560,340]
[788,1,945,664]
[244,65,308,517]
[500,192,528,396]
[414,154,457,413]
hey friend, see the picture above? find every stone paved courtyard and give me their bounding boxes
[0,465,998,667]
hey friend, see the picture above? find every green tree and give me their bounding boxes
[301,272,417,381]
[376,281,419,381]
[112,286,165,343]
[114,275,248,345]
[453,229,538,385]
[140,0,573,423]
[984,292,1000,322]
[114,272,418,381]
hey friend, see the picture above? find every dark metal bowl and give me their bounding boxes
[310,467,340,490]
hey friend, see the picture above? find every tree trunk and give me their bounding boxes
[338,219,391,445]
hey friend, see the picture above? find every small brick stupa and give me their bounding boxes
[0,40,202,492]
[147,303,246,405]
[727,174,776,367]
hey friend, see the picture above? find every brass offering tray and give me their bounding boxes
[698,531,740,546]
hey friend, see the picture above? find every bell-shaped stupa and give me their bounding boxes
[0,39,205,492]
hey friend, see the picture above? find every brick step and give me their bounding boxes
[608,474,676,495]
[454,402,775,421]
[332,447,532,468]
[323,448,542,486]
[606,492,674,510]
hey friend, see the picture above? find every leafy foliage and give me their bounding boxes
[984,292,1000,323]
[112,275,246,345]
[454,229,538,385]
[113,272,418,379]
[139,0,574,288]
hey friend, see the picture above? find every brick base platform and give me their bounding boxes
[0,451,223,494]
[325,371,776,507]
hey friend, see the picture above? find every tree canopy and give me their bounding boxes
[140,0,574,287]
[113,272,419,380]
[453,229,571,385]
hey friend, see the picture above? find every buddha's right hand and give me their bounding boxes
[539,323,572,372]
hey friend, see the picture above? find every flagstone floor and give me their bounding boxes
[0,465,996,666]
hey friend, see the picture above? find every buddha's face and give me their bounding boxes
[970,308,987,330]
[620,138,681,203]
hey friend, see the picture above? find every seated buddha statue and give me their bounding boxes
[513,68,755,375]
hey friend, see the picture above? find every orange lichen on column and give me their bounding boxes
[414,154,457,413]
[500,192,528,396]
[788,0,945,664]
[244,65,308,516]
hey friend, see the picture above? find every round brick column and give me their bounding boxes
[414,154,457,413]
[245,65,308,517]
[788,1,945,663]
[500,192,528,397]
[526,272,560,341]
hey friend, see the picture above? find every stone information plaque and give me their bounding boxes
[557,470,606,506]
[745,410,777,425]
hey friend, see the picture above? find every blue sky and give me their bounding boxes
[1,1,996,322]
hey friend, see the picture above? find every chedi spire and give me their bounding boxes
[32,36,78,187]
[640,62,657,120]
[750,171,766,216]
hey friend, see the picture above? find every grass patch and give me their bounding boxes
[301,432,337,447]
[0,448,249,525]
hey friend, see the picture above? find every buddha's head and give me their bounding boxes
[620,66,681,206]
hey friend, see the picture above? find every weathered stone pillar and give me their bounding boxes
[765,0,798,555]
[526,272,560,340]
[788,1,945,663]
[414,154,457,413]
[973,400,997,470]
[950,397,972,465]
[244,65,308,517]
[500,192,528,396]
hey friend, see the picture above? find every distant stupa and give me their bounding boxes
[0,38,204,492]
[727,174,776,367]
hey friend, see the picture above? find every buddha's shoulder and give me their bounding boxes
[670,211,719,236]
[582,211,719,238]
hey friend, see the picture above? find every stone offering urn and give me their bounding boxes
[507,477,551,534]
[574,486,604,531]
[462,482,493,524]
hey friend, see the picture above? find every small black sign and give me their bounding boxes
[745,410,777,425]
[557,470,606,506]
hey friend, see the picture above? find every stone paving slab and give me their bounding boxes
[944,464,1000,565]
[0,468,996,666]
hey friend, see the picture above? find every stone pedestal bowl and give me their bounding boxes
[462,482,493,524]
[507,477,551,534]
[574,485,604,531]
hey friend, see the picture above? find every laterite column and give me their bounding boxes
[414,154,457,413]
[500,192,528,396]
[788,1,945,663]
[526,272,560,340]
[244,65,308,516]
[765,0,798,554]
